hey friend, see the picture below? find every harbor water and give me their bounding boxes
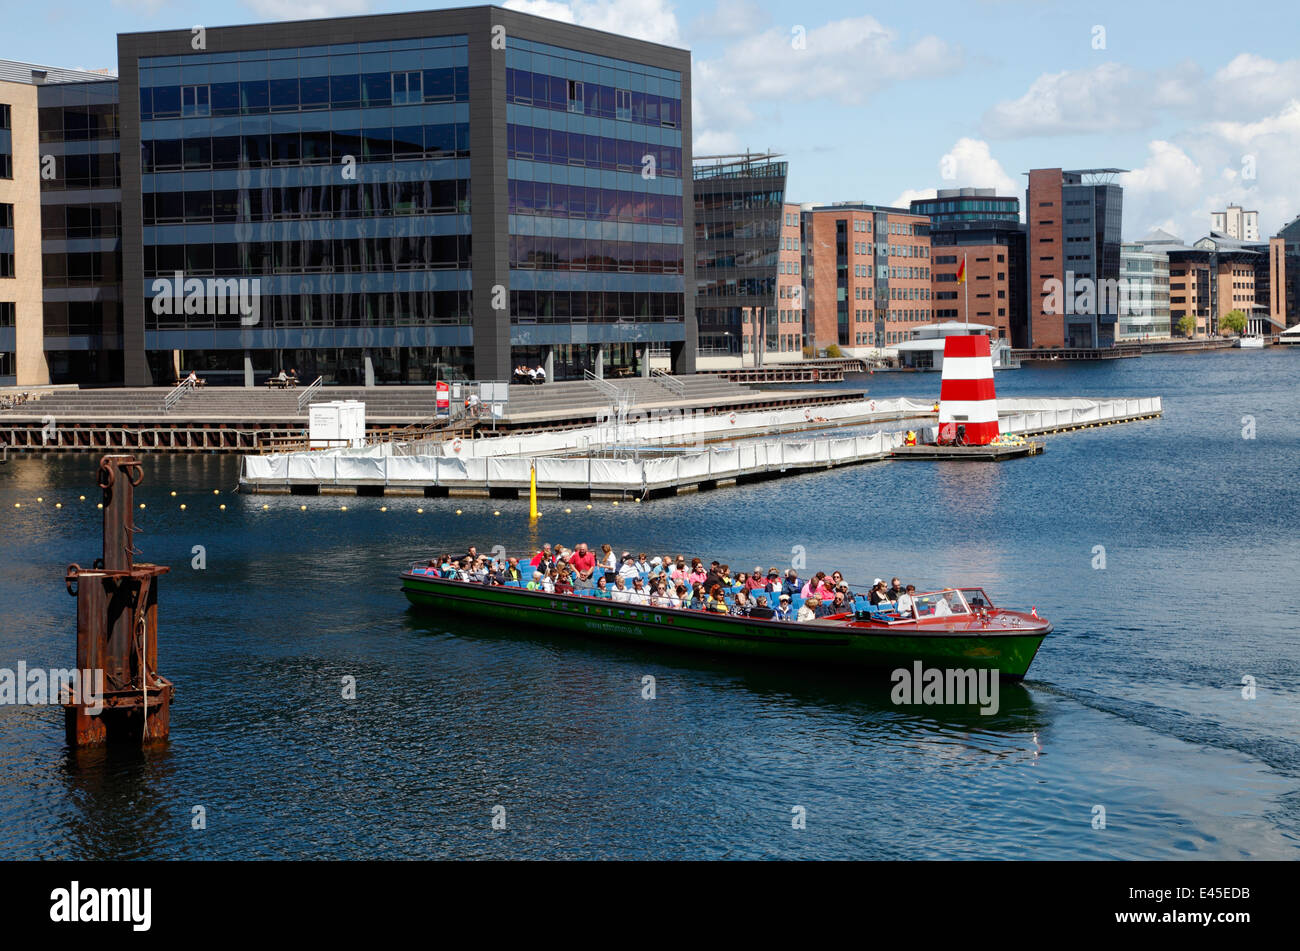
[1,348,1297,859]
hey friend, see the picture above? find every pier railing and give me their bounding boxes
[296,375,324,412]
[650,368,687,397]
[162,378,193,413]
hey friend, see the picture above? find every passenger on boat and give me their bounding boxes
[529,543,553,568]
[670,559,688,583]
[673,584,689,608]
[594,576,609,597]
[570,543,597,582]
[539,572,556,594]
[782,570,801,598]
[628,577,649,605]
[618,556,640,582]
[502,558,524,583]
[801,572,829,599]
[707,585,729,614]
[600,544,617,581]
[774,595,793,622]
[688,583,707,610]
[734,572,750,590]
[933,591,955,617]
[746,568,768,592]
[750,595,775,620]
[826,591,852,616]
[636,553,652,573]
[729,590,751,617]
[887,578,904,601]
[895,585,917,618]
[611,576,630,602]
[527,571,543,590]
[797,597,820,622]
[555,571,575,595]
[688,560,708,585]
[868,579,891,606]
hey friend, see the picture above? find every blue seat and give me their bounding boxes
[505,580,522,588]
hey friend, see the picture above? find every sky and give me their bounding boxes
[15,0,1300,240]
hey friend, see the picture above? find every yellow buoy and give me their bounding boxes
[79,495,86,501]
[97,503,104,509]
[341,505,348,511]
[380,506,388,512]
[170,491,177,497]
[55,503,62,509]
[12,503,19,508]
[37,496,43,502]
[586,504,592,510]
[213,489,220,495]
[262,504,269,510]
[612,501,619,506]
[493,510,500,516]
[180,504,186,510]
[417,507,424,514]
[219,504,226,510]
[139,503,146,509]
[300,505,307,511]
[564,507,572,513]
[456,509,462,515]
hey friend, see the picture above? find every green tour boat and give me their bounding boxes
[400,567,1051,678]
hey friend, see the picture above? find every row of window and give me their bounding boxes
[143,180,469,224]
[510,236,683,274]
[510,289,683,321]
[40,204,121,239]
[778,261,800,275]
[143,236,472,277]
[38,104,119,142]
[507,125,682,178]
[695,189,785,213]
[146,290,473,331]
[508,180,682,226]
[40,251,120,286]
[140,70,469,120]
[33,153,121,191]
[42,301,122,337]
[506,69,680,129]
[142,124,469,172]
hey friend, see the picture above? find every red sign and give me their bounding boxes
[436,381,449,415]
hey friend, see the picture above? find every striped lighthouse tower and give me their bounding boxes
[938,335,999,445]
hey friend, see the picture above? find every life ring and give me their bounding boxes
[452,438,463,453]
[804,408,812,421]
[728,412,737,425]
[869,400,876,412]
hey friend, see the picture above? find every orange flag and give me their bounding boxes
[956,255,967,284]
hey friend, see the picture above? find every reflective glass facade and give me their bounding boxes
[38,79,124,384]
[692,157,786,355]
[505,38,685,377]
[134,36,473,383]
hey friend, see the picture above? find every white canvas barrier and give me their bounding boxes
[386,455,436,483]
[589,458,641,488]
[643,457,679,486]
[534,457,589,484]
[783,441,816,466]
[334,456,386,482]
[487,457,532,483]
[710,448,740,478]
[677,452,712,481]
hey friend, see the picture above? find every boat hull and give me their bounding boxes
[401,574,1049,678]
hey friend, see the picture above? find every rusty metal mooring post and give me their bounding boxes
[63,454,174,747]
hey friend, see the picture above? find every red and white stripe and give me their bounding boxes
[938,335,999,445]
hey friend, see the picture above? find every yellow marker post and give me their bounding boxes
[529,463,539,520]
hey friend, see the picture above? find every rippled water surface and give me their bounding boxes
[1,349,1298,859]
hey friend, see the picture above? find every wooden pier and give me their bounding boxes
[892,442,1045,461]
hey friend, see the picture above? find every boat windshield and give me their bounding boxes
[958,587,994,610]
[913,589,970,617]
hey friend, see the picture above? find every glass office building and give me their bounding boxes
[118,6,692,385]
[692,155,786,357]
[39,79,124,384]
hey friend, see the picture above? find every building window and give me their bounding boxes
[0,202,11,228]
[0,301,14,327]
[393,71,423,105]
[0,253,14,278]
[616,89,631,121]
[0,104,9,129]
[567,80,584,114]
[181,85,210,117]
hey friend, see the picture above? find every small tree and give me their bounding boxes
[1177,314,1198,338]
[1220,310,1247,335]
[825,344,843,358]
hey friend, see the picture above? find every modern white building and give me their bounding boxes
[894,321,1018,371]
[1118,243,1171,340]
[1210,205,1259,242]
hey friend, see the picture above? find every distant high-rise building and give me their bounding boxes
[913,190,1025,345]
[1118,242,1170,340]
[693,152,786,365]
[1210,204,1259,242]
[800,203,930,353]
[1024,168,1125,349]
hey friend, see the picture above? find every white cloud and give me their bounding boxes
[691,0,770,40]
[981,62,1152,138]
[694,16,960,155]
[240,0,370,19]
[891,138,1019,207]
[504,0,682,46]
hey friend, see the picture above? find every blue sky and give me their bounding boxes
[17,0,1300,239]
